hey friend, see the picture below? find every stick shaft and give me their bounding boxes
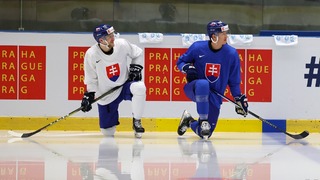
[19,85,123,138]
[211,89,309,139]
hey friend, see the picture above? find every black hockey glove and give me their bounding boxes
[183,64,198,83]
[128,64,143,81]
[81,91,95,112]
[234,94,248,117]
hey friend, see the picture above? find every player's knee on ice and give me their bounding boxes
[100,126,116,136]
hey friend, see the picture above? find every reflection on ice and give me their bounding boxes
[1,131,320,180]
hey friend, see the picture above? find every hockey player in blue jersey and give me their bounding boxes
[176,20,248,139]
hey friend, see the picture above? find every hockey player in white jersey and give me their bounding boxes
[81,24,146,138]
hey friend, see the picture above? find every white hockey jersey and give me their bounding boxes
[83,38,143,105]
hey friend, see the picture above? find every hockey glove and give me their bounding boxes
[128,64,143,81]
[81,91,95,112]
[182,64,198,83]
[234,94,248,117]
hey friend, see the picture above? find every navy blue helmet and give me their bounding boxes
[93,24,115,42]
[207,20,229,38]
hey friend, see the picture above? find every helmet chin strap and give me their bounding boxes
[102,39,110,51]
[211,36,218,44]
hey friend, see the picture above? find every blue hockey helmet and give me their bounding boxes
[207,20,229,37]
[93,24,115,42]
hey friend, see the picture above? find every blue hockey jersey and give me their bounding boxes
[177,40,242,104]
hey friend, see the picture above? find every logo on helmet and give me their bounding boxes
[221,25,229,32]
[106,27,115,34]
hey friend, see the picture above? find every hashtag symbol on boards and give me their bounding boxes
[304,56,320,87]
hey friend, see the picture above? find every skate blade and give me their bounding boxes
[202,135,209,140]
[135,132,143,138]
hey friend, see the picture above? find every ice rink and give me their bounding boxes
[1,131,320,180]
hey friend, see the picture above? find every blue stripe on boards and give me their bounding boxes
[262,119,286,133]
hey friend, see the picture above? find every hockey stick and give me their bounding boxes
[8,85,123,138]
[211,89,309,139]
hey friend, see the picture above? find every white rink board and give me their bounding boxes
[1,31,320,120]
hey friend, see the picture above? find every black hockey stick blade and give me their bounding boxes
[287,130,309,140]
[8,85,123,138]
[211,89,309,140]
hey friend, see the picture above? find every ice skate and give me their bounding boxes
[133,118,145,138]
[200,120,211,140]
[177,110,194,136]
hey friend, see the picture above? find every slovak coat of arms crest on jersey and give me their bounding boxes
[106,63,120,82]
[205,63,220,83]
